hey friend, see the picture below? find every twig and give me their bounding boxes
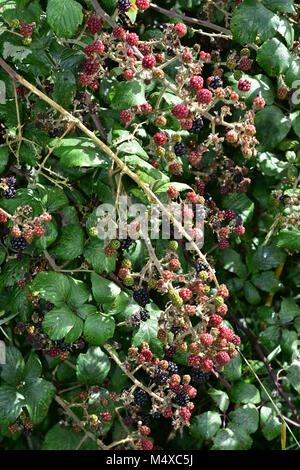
[0,58,219,288]
[229,310,300,424]
[150,3,232,35]
[13,82,22,168]
[89,0,118,28]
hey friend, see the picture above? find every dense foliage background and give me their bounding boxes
[0,0,300,451]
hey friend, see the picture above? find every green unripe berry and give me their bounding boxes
[22,37,32,46]
[122,259,132,269]
[198,271,208,281]
[214,296,224,307]
[110,239,121,250]
[89,227,98,237]
[124,276,134,287]
[168,240,178,251]
[148,278,157,289]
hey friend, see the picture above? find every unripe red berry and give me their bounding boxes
[179,288,193,301]
[136,0,150,10]
[141,102,152,114]
[120,110,132,123]
[101,411,112,422]
[142,54,156,69]
[235,225,245,236]
[238,79,251,92]
[197,88,213,104]
[126,32,139,46]
[141,439,153,450]
[169,258,181,271]
[113,27,126,39]
[209,314,223,327]
[174,23,187,38]
[200,333,214,347]
[172,103,189,120]
[87,15,103,33]
[123,69,134,81]
[153,131,167,145]
[190,75,204,91]
[216,351,230,366]
[200,356,214,372]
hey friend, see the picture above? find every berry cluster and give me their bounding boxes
[0,175,16,199]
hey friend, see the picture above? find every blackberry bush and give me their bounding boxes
[0,0,299,454]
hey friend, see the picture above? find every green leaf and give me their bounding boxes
[47,0,83,38]
[230,382,261,404]
[244,280,261,305]
[212,427,252,450]
[110,80,146,110]
[52,223,84,261]
[286,360,300,393]
[260,406,282,441]
[0,258,31,287]
[223,354,242,382]
[190,411,221,440]
[91,272,121,305]
[23,378,55,425]
[255,106,292,150]
[226,73,275,105]
[50,137,109,168]
[117,140,148,160]
[253,242,286,271]
[260,325,280,350]
[279,298,300,323]
[38,186,68,213]
[207,388,230,412]
[228,404,259,434]
[291,111,300,138]
[277,228,300,251]
[285,59,300,87]
[230,0,280,44]
[133,312,163,357]
[33,220,58,250]
[23,352,42,381]
[0,346,25,387]
[43,305,83,341]
[263,0,295,13]
[257,152,289,177]
[222,193,254,223]
[278,17,295,48]
[84,239,117,274]
[68,278,90,308]
[0,146,9,174]
[257,38,291,77]
[252,271,283,293]
[42,424,97,450]
[84,313,115,346]
[0,385,25,423]
[76,346,111,385]
[31,272,71,306]
[53,71,76,108]
[219,249,247,278]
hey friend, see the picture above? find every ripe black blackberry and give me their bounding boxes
[133,287,150,307]
[140,309,149,321]
[170,326,180,337]
[195,260,209,273]
[164,345,176,359]
[167,361,178,374]
[167,47,175,57]
[175,392,190,406]
[235,215,243,226]
[11,236,27,252]
[121,237,133,250]
[210,76,223,89]
[117,0,132,11]
[191,117,204,133]
[191,367,211,383]
[51,128,60,137]
[141,414,151,426]
[233,172,243,184]
[174,142,185,156]
[279,194,289,205]
[154,368,168,385]
[45,301,54,311]
[131,312,141,325]
[134,389,147,406]
[3,186,16,199]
